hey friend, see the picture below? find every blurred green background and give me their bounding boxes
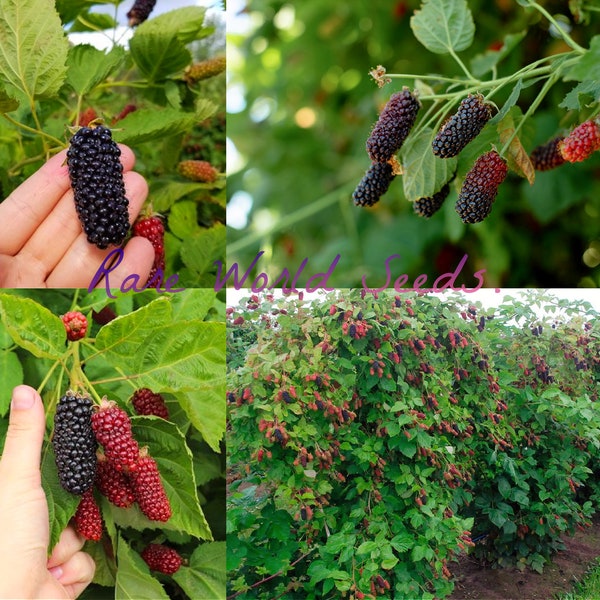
[227,0,600,288]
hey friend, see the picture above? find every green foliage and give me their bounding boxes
[0,0,225,286]
[228,0,600,287]
[227,290,600,599]
[0,289,226,599]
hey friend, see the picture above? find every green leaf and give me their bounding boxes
[169,200,200,239]
[470,31,526,77]
[136,6,208,44]
[66,45,126,95]
[565,35,600,82]
[498,477,511,499]
[173,542,225,600]
[0,0,69,99]
[0,85,18,113]
[115,536,170,600]
[0,351,23,416]
[488,508,508,528]
[180,225,227,279]
[69,11,116,32]
[410,0,475,55]
[560,80,600,110]
[170,289,216,322]
[491,79,523,124]
[179,386,225,452]
[112,107,200,146]
[401,127,457,201]
[0,294,66,359]
[150,182,207,213]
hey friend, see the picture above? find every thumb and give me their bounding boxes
[0,385,46,484]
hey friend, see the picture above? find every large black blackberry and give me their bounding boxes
[413,181,451,218]
[126,0,157,26]
[366,88,420,163]
[455,150,507,224]
[53,391,98,495]
[67,125,130,249]
[432,94,492,158]
[352,162,395,207]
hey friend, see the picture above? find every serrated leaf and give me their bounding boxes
[565,35,600,82]
[170,288,216,322]
[136,6,208,45]
[180,226,226,279]
[129,29,191,83]
[410,0,474,55]
[0,351,23,416]
[0,0,69,99]
[471,31,526,77]
[173,542,226,600]
[560,80,600,110]
[497,109,535,184]
[115,536,170,600]
[112,108,198,146]
[400,127,457,201]
[0,294,66,359]
[41,445,79,552]
[66,45,126,95]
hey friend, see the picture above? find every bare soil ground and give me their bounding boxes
[449,521,600,600]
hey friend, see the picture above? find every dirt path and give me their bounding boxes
[449,522,600,600]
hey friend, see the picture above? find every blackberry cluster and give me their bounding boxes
[126,0,157,26]
[455,150,507,224]
[530,137,565,171]
[91,400,140,473]
[141,544,183,575]
[67,125,130,249]
[352,162,395,207]
[366,88,420,163]
[53,392,97,495]
[131,388,169,419]
[432,94,492,158]
[95,452,136,508]
[413,181,452,218]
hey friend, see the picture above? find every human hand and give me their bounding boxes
[0,147,154,288]
[0,386,95,599]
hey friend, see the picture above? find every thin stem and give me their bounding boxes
[387,73,472,85]
[36,360,61,395]
[527,1,587,54]
[2,113,65,147]
[449,47,475,80]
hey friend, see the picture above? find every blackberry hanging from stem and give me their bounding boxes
[126,0,157,27]
[67,123,130,249]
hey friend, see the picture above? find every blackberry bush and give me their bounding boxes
[67,125,130,250]
[53,391,97,495]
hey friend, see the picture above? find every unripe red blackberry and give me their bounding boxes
[432,94,492,158]
[91,399,139,473]
[413,181,451,218]
[558,120,600,162]
[177,160,218,183]
[455,150,507,224]
[366,88,420,163]
[53,391,97,495]
[184,57,226,84]
[113,104,137,124]
[132,216,165,283]
[128,450,172,522]
[95,452,136,508]
[74,489,103,541]
[141,544,182,575]
[61,311,88,341]
[67,125,130,249]
[131,388,169,419]
[126,0,157,26]
[352,162,395,207]
[530,137,566,171]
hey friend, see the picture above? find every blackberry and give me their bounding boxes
[126,0,157,27]
[366,88,420,163]
[91,399,140,473]
[67,125,130,249]
[141,544,182,575]
[530,137,566,171]
[455,150,507,224]
[95,452,136,508]
[177,160,218,183]
[74,490,103,541]
[132,216,165,284]
[61,311,88,341]
[413,181,451,218]
[352,162,395,207]
[53,391,97,495]
[558,120,600,162]
[128,450,172,522]
[432,94,492,158]
[131,388,169,419]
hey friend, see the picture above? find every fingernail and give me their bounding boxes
[11,387,36,410]
[49,565,63,580]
